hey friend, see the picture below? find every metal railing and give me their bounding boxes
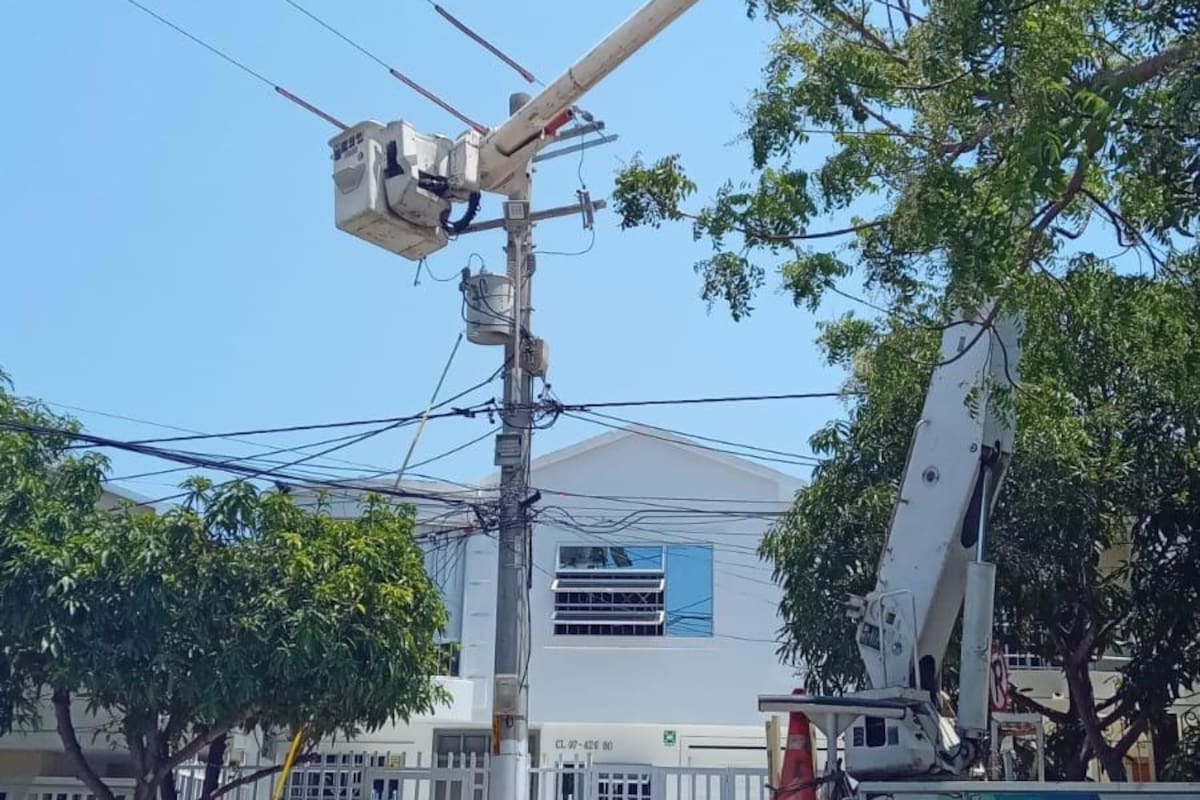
[15,754,1200,800]
[0,777,136,800]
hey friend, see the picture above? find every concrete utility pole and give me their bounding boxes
[491,91,535,800]
[327,7,706,800]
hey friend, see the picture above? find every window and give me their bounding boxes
[665,545,713,637]
[436,642,461,677]
[552,544,713,637]
[553,546,666,636]
[425,533,467,674]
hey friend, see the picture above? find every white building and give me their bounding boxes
[308,424,806,770]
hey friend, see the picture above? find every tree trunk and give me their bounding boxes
[1100,749,1129,782]
[52,689,117,800]
[160,772,180,800]
[201,734,229,800]
[157,723,179,800]
[1061,654,1133,781]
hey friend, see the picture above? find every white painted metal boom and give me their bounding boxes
[760,307,1023,787]
[478,0,701,190]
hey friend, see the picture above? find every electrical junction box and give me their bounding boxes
[494,432,524,466]
[331,121,455,260]
[522,336,549,377]
[494,674,521,715]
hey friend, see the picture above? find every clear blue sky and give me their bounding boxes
[0,0,858,497]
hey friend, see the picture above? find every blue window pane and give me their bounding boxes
[665,544,713,637]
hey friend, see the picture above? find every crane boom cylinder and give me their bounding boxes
[958,560,997,739]
[484,0,700,159]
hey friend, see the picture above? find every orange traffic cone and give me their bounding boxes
[776,689,817,800]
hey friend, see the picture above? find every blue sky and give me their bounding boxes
[0,1,860,497]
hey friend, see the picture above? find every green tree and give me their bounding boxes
[1164,715,1200,781]
[611,0,1199,782]
[761,265,1200,781]
[0,378,448,800]
[613,0,1199,322]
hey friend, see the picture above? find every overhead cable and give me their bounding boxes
[572,408,821,465]
[282,0,487,133]
[74,366,502,448]
[563,412,815,469]
[395,333,465,487]
[121,0,347,130]
[553,389,850,411]
[1,418,480,509]
[62,380,834,450]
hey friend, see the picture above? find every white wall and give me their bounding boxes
[288,430,807,759]
[519,431,802,728]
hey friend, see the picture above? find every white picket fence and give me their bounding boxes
[7,755,1200,800]
[0,777,137,800]
[169,754,770,800]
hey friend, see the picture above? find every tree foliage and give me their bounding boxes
[762,265,1200,780]
[1165,713,1200,781]
[613,0,1200,782]
[614,0,1200,321]
[0,379,447,800]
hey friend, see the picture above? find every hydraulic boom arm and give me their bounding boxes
[759,307,1023,785]
[846,307,1022,777]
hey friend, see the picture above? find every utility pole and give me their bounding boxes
[491,91,535,800]
[326,7,704,800]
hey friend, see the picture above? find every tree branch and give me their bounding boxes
[209,755,319,800]
[752,219,886,243]
[870,0,923,24]
[677,207,886,243]
[201,733,229,800]
[1022,155,1093,267]
[154,720,237,783]
[53,689,117,800]
[830,6,909,63]
[1099,692,1138,729]
[1097,35,1199,90]
[1011,689,1071,724]
[1081,188,1170,273]
[1113,712,1152,758]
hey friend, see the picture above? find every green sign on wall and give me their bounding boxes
[663,729,677,746]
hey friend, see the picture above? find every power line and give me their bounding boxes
[395,333,465,487]
[120,0,347,130]
[553,389,850,411]
[563,411,815,469]
[537,487,795,506]
[52,401,422,481]
[106,425,395,483]
[66,366,502,449]
[573,408,821,465]
[2,418,482,509]
[282,0,487,133]
[60,379,834,451]
[407,427,501,471]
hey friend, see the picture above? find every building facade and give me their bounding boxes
[313,425,806,770]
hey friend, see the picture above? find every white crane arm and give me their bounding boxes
[855,310,1020,696]
[478,0,700,191]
